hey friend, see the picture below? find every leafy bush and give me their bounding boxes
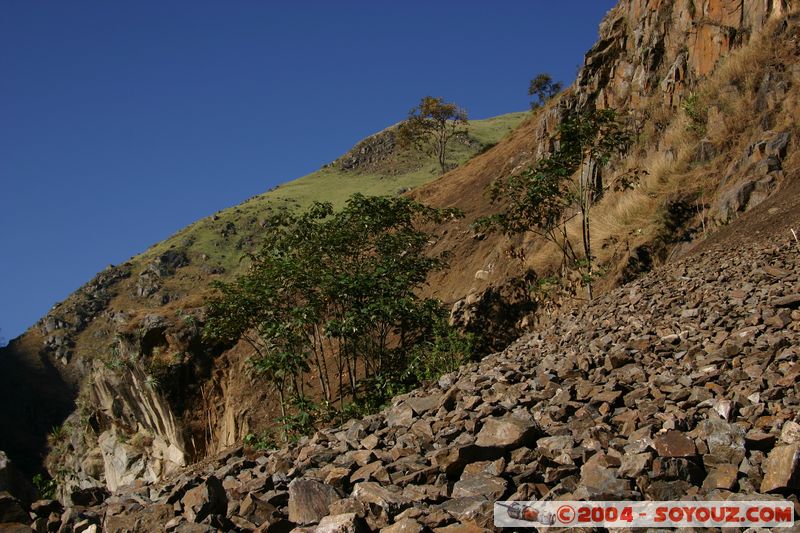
[528,73,563,109]
[205,194,468,439]
[682,92,707,135]
[405,318,473,384]
[243,431,278,451]
[479,108,635,298]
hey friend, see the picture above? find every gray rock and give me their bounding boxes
[0,491,29,524]
[288,479,341,525]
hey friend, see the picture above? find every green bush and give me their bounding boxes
[204,194,466,440]
[682,92,707,135]
[32,473,56,499]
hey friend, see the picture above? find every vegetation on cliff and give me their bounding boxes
[479,108,636,298]
[203,194,473,442]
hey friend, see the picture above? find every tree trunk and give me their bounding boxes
[579,156,594,300]
[278,387,287,442]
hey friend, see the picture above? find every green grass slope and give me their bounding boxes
[141,112,527,277]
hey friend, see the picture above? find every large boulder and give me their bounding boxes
[181,476,227,523]
[0,452,34,505]
[288,479,341,525]
[0,492,28,524]
[475,414,539,449]
[760,444,800,493]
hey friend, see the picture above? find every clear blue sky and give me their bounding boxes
[0,1,616,342]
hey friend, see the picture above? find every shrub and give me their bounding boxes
[204,194,466,439]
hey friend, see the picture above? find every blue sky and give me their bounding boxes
[0,1,617,342]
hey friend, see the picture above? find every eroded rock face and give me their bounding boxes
[714,131,792,223]
[577,0,795,110]
[93,365,186,491]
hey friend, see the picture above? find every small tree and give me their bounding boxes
[397,96,468,174]
[481,108,634,299]
[528,73,562,110]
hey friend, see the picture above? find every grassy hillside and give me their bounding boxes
[141,112,527,277]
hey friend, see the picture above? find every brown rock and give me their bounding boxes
[361,435,380,450]
[436,497,493,526]
[404,394,442,415]
[578,453,632,498]
[28,500,60,520]
[536,435,574,464]
[618,452,651,478]
[652,457,703,483]
[380,518,424,533]
[451,472,507,500]
[645,480,691,500]
[780,421,800,444]
[702,464,739,491]
[104,504,174,533]
[431,445,501,479]
[386,404,414,428]
[239,493,277,526]
[314,513,369,533]
[433,524,487,533]
[0,525,34,533]
[462,458,505,477]
[324,466,354,490]
[760,444,800,493]
[351,461,389,484]
[772,294,800,309]
[351,482,410,519]
[697,419,746,467]
[653,431,697,457]
[181,476,227,523]
[328,497,368,518]
[475,415,539,449]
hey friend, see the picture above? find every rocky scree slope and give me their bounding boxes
[6,194,800,531]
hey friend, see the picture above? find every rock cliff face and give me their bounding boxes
[578,0,793,109]
[0,0,799,518]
